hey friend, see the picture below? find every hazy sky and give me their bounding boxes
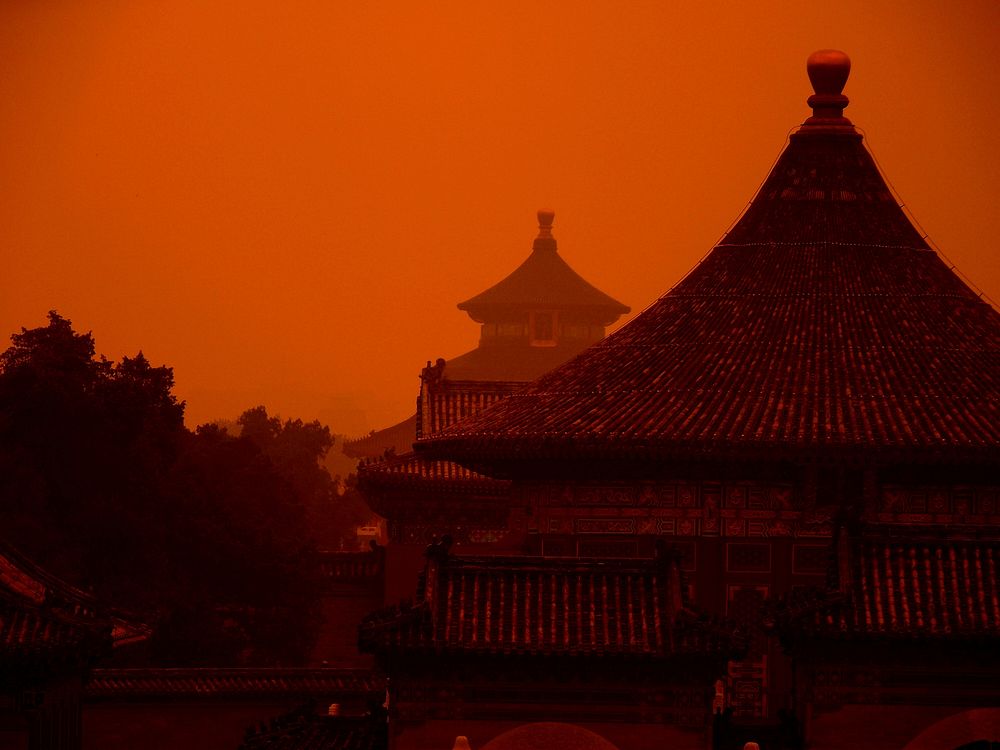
[2,1,998,434]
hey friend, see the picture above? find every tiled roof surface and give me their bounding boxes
[458,217,629,322]
[779,539,1000,641]
[0,541,137,659]
[343,415,417,459]
[357,452,509,495]
[0,605,98,656]
[85,668,383,699]
[423,131,1000,466]
[361,550,738,658]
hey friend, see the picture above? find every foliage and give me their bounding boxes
[236,405,372,549]
[0,312,327,666]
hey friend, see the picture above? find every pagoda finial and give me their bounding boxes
[804,49,852,124]
[533,208,557,251]
[798,49,859,136]
[808,49,851,97]
[537,209,555,238]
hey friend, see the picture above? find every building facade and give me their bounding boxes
[357,211,629,602]
[378,50,1000,749]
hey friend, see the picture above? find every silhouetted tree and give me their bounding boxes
[236,405,374,549]
[0,312,320,665]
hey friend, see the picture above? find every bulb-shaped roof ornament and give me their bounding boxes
[533,208,557,251]
[801,49,857,133]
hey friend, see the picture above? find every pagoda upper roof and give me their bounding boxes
[420,52,1000,469]
[457,210,630,323]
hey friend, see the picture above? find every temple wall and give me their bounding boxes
[868,483,1000,528]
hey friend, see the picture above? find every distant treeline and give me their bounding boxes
[0,311,367,666]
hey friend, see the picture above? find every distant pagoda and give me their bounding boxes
[355,213,629,592]
[345,210,629,459]
[450,208,629,382]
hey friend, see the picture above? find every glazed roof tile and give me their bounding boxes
[421,65,1000,468]
[357,452,509,496]
[0,541,147,659]
[360,548,739,658]
[778,536,1000,641]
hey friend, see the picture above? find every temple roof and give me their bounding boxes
[343,415,417,459]
[357,452,508,496]
[457,210,629,324]
[773,533,1000,643]
[421,52,1000,469]
[360,543,740,658]
[0,540,148,663]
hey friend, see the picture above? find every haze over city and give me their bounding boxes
[3,0,998,433]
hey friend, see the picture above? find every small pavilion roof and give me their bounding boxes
[457,210,629,324]
[421,52,1000,469]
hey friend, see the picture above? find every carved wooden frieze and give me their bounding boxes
[527,481,833,538]
[873,484,1000,528]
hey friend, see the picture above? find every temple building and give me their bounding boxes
[356,211,629,600]
[361,50,1000,750]
[0,540,147,750]
[344,210,629,462]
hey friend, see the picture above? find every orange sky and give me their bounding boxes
[2,1,998,435]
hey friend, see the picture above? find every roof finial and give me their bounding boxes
[537,209,555,238]
[804,50,852,125]
[533,208,557,251]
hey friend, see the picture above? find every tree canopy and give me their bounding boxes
[0,311,350,665]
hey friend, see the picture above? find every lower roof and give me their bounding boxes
[775,533,1000,643]
[357,451,509,497]
[1,540,148,662]
[360,548,741,659]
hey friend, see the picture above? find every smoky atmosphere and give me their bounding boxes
[2,2,1000,750]
[2,1,998,433]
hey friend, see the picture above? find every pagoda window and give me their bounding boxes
[530,311,558,347]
